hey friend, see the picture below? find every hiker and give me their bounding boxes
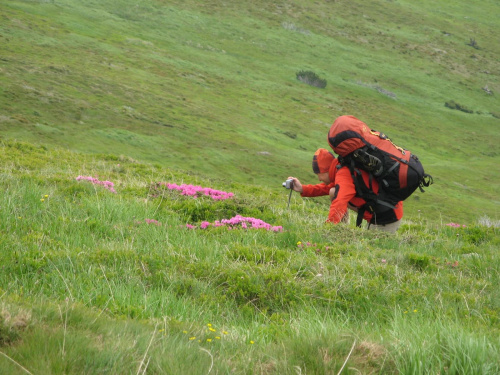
[288,148,403,232]
[325,115,432,232]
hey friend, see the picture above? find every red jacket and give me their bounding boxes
[301,160,403,224]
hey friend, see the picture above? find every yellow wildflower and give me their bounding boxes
[215,336,221,340]
[189,337,196,340]
[206,338,212,343]
[250,340,255,344]
[209,328,216,332]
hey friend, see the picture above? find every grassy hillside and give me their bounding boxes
[1,0,499,224]
[0,139,499,374]
[0,1,499,372]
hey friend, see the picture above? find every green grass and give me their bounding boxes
[0,0,499,373]
[0,139,498,374]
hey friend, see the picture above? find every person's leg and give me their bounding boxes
[329,187,349,223]
[368,220,401,233]
[347,203,358,212]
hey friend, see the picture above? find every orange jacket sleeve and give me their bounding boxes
[301,182,335,197]
[326,167,357,223]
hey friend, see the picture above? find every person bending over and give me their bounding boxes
[288,148,403,233]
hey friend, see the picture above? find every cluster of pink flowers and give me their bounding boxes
[446,223,467,228]
[162,183,234,200]
[145,219,161,226]
[76,176,117,193]
[186,215,283,232]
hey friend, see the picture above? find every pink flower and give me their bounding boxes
[184,215,283,232]
[76,176,117,193]
[145,219,161,226]
[446,222,467,228]
[161,183,234,201]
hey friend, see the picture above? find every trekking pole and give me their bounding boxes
[282,178,294,209]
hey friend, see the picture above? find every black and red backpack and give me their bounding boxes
[327,115,433,226]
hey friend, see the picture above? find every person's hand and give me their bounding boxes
[287,177,303,193]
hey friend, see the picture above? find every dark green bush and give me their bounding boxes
[283,131,297,139]
[445,100,473,113]
[466,38,480,50]
[296,70,327,88]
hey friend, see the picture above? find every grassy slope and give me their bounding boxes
[0,139,499,374]
[0,1,499,371]
[0,0,499,224]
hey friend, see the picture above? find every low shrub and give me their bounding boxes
[466,38,480,50]
[444,100,473,114]
[296,70,327,88]
[461,225,492,245]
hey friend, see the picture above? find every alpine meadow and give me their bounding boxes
[0,0,499,374]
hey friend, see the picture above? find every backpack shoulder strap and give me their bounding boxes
[345,159,395,227]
